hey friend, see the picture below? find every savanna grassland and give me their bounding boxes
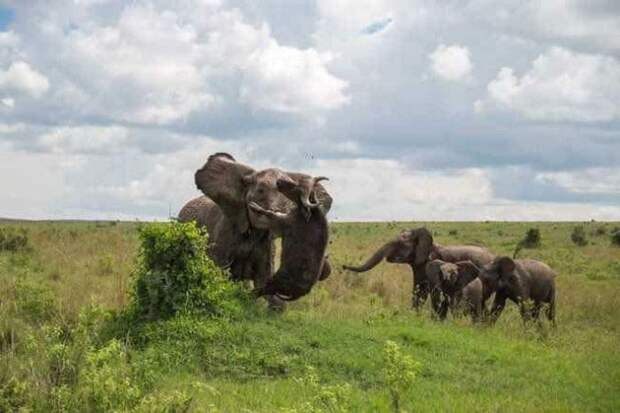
[1,220,619,412]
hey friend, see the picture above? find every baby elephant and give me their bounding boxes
[425,259,480,320]
[464,257,557,324]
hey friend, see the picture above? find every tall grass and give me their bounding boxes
[1,220,619,411]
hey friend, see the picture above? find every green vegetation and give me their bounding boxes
[1,220,619,411]
[571,225,588,246]
[513,227,541,258]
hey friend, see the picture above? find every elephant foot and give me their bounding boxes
[266,295,286,312]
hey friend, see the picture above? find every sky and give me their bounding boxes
[0,0,619,221]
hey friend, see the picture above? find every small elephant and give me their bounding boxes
[425,259,480,320]
[343,227,495,309]
[464,256,557,324]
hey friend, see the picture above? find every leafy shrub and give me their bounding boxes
[513,228,541,258]
[571,226,588,246]
[290,365,352,413]
[14,279,57,324]
[383,340,419,413]
[594,226,607,236]
[448,229,458,236]
[0,227,30,252]
[523,228,541,247]
[129,222,249,320]
[611,230,620,246]
[0,377,30,412]
[80,339,142,412]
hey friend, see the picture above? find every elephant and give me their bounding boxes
[343,227,495,310]
[463,257,556,324]
[425,259,480,320]
[178,152,332,305]
[249,175,331,300]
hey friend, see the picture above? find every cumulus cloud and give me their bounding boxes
[241,43,349,114]
[36,126,129,155]
[428,44,473,81]
[0,61,49,98]
[2,1,348,128]
[537,168,620,195]
[307,158,493,221]
[1,1,619,221]
[477,47,620,122]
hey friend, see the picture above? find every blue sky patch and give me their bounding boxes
[361,17,393,35]
[0,6,14,30]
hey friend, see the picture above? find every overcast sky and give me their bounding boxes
[0,0,619,221]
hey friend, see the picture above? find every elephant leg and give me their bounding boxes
[489,295,507,324]
[530,302,542,321]
[251,238,284,311]
[430,287,442,317]
[412,281,430,311]
[438,295,449,321]
[546,301,556,326]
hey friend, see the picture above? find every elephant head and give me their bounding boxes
[343,227,434,272]
[194,152,332,234]
[426,260,481,296]
[478,256,517,293]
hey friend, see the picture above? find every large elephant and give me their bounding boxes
[178,153,332,304]
[343,227,495,309]
[463,257,556,324]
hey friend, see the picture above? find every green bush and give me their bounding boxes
[523,228,541,247]
[129,221,250,320]
[0,227,30,252]
[383,340,419,413]
[513,228,541,258]
[611,230,620,246]
[571,226,588,246]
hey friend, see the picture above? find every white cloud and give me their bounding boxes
[241,42,349,114]
[6,1,348,126]
[479,47,620,122]
[429,44,473,81]
[308,158,493,221]
[0,61,49,98]
[537,168,620,195]
[36,126,129,154]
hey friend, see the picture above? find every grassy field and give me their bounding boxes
[1,220,619,412]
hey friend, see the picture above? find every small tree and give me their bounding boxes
[129,222,249,320]
[571,226,588,246]
[513,228,540,258]
[611,230,620,246]
[383,341,419,412]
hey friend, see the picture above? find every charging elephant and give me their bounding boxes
[463,257,556,324]
[425,259,480,320]
[343,227,495,309]
[178,152,332,304]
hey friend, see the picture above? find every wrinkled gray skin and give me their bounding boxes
[463,257,557,324]
[249,175,331,300]
[343,228,495,309]
[425,259,480,320]
[178,153,332,305]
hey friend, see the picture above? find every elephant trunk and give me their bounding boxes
[344,242,394,273]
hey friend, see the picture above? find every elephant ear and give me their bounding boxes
[414,227,433,266]
[455,260,481,289]
[425,260,443,284]
[497,256,516,275]
[285,171,333,215]
[194,153,255,233]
